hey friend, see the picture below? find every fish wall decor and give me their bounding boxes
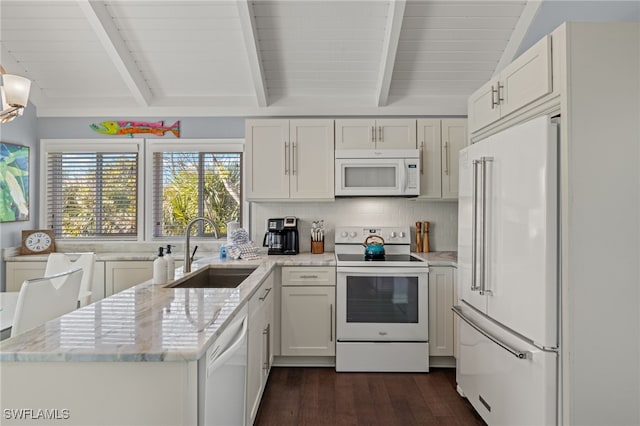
[90,120,180,138]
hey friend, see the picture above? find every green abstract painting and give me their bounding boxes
[0,142,29,222]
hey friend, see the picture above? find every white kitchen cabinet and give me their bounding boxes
[428,266,455,357]
[245,119,334,200]
[246,271,275,425]
[468,35,553,133]
[280,267,336,357]
[104,261,153,297]
[335,119,416,150]
[417,119,468,199]
[6,259,106,303]
[5,261,47,292]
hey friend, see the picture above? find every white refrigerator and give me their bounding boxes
[454,115,559,425]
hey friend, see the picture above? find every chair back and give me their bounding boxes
[11,268,83,337]
[45,252,96,307]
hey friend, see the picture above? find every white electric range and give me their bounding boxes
[334,226,430,372]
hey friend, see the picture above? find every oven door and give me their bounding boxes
[336,267,428,341]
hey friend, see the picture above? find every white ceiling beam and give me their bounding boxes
[376,0,406,107]
[76,0,152,107]
[237,0,268,107]
[494,0,544,75]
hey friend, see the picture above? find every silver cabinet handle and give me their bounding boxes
[471,159,480,292]
[443,141,450,175]
[329,303,333,342]
[419,141,424,174]
[378,126,383,142]
[284,141,289,175]
[262,323,270,371]
[480,157,493,296]
[292,141,297,176]
[299,275,318,279]
[491,85,499,109]
[452,306,531,360]
[371,126,375,143]
[259,287,272,301]
[497,83,504,105]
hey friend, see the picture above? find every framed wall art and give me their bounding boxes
[0,142,30,222]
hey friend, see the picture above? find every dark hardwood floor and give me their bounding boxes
[255,367,486,426]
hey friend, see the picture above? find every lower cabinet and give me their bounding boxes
[428,266,455,357]
[5,261,47,292]
[246,271,275,426]
[281,267,336,357]
[104,261,154,296]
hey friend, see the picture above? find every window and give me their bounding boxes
[148,140,243,239]
[43,140,141,239]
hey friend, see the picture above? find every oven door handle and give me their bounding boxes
[337,267,429,275]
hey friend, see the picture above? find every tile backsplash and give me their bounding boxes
[250,199,458,253]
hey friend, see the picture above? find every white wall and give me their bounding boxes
[250,198,458,253]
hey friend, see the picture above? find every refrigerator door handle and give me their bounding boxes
[480,156,493,296]
[471,159,480,292]
[452,305,531,360]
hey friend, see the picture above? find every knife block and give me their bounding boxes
[311,239,324,254]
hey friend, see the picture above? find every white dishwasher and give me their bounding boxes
[199,305,248,426]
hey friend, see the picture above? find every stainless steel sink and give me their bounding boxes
[166,266,257,288]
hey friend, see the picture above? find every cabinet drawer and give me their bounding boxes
[282,267,335,286]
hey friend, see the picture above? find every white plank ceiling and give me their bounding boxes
[0,0,540,117]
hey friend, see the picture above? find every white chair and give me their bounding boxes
[11,268,83,338]
[45,252,96,307]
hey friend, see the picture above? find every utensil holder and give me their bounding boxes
[311,239,324,254]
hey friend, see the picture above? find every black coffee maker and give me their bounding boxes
[263,216,299,255]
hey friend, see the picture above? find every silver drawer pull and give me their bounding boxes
[452,305,531,360]
[259,287,272,301]
[298,275,319,279]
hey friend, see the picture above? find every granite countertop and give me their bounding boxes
[0,253,336,363]
[0,251,454,363]
[412,251,457,267]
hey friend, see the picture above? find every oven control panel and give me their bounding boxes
[335,226,411,245]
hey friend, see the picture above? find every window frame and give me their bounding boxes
[144,139,245,242]
[40,139,145,242]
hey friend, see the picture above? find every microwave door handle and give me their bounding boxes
[399,161,407,193]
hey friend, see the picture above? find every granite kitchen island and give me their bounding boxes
[0,254,335,426]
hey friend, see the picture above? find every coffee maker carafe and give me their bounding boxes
[263,217,299,255]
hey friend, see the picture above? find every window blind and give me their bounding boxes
[152,151,241,238]
[47,152,138,238]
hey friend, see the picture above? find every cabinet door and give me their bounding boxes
[376,119,417,149]
[499,35,552,118]
[245,119,290,199]
[417,119,442,198]
[105,261,153,296]
[428,266,455,357]
[335,119,376,149]
[281,286,335,356]
[441,119,468,199]
[289,119,335,199]
[5,262,47,292]
[468,78,501,133]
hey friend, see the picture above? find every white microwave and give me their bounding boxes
[335,149,420,197]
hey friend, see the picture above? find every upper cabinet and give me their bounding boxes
[246,119,335,200]
[335,119,416,150]
[468,35,553,134]
[418,118,468,199]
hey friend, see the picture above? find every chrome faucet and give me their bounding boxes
[184,217,219,273]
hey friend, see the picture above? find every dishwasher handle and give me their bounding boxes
[207,315,248,376]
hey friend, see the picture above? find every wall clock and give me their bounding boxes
[20,229,55,255]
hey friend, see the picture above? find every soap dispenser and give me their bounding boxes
[165,244,175,281]
[152,247,168,285]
